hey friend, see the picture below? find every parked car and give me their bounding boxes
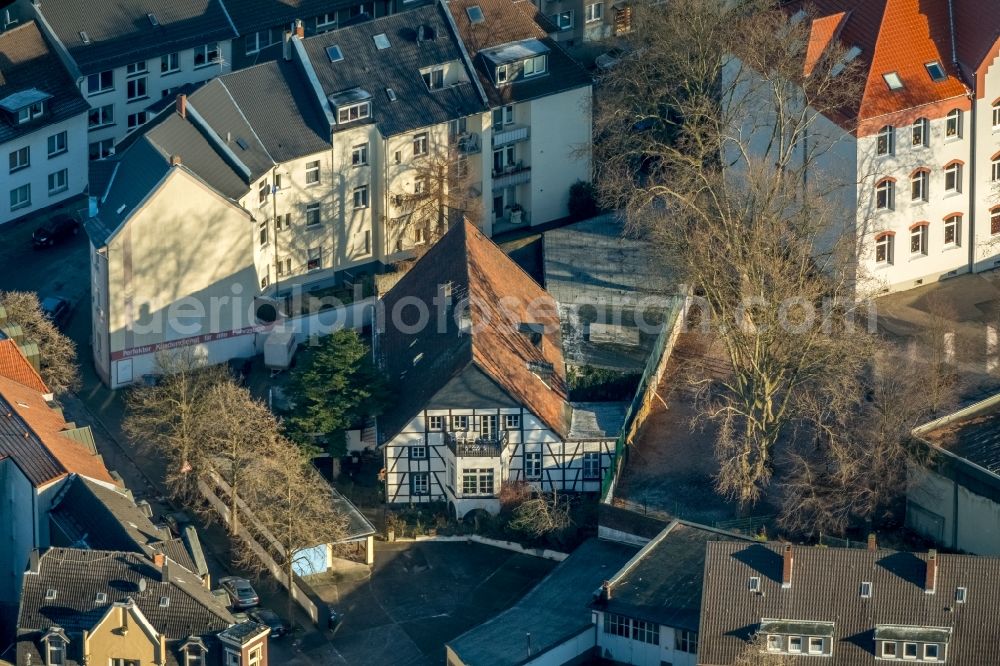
[32,214,78,248]
[249,608,287,638]
[219,577,260,610]
[40,296,72,328]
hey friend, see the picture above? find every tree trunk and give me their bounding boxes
[230,479,239,536]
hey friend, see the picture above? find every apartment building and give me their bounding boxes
[0,21,88,224]
[84,0,593,388]
[22,0,237,156]
[378,221,623,519]
[785,1,1000,295]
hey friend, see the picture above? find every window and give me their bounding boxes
[307,246,322,270]
[258,179,269,204]
[925,61,946,81]
[411,472,429,495]
[89,139,113,160]
[373,33,391,49]
[413,132,428,157]
[127,111,147,131]
[789,636,803,653]
[910,224,928,255]
[944,162,962,192]
[911,170,929,201]
[126,76,147,101]
[422,67,444,90]
[248,645,262,666]
[184,645,204,666]
[809,637,824,654]
[875,233,894,264]
[194,42,221,67]
[258,220,268,246]
[47,638,66,665]
[246,29,280,54]
[353,185,369,209]
[9,146,29,172]
[903,642,918,658]
[525,452,541,479]
[48,169,68,195]
[876,125,894,156]
[305,160,320,184]
[992,155,1000,182]
[944,215,961,246]
[428,415,444,430]
[605,612,629,637]
[493,145,515,173]
[88,104,114,129]
[276,257,292,276]
[337,102,370,123]
[912,118,928,147]
[631,619,659,645]
[860,581,872,598]
[925,644,940,660]
[48,131,67,157]
[414,177,427,195]
[496,64,508,84]
[883,71,903,90]
[492,105,514,128]
[317,13,338,32]
[582,452,601,479]
[875,179,894,210]
[467,5,485,23]
[957,586,967,603]
[16,102,44,123]
[522,55,547,77]
[767,635,782,652]
[551,10,573,30]
[585,2,603,22]
[992,208,1000,235]
[87,70,113,95]
[462,468,494,495]
[126,60,147,76]
[883,642,898,658]
[481,414,498,439]
[945,109,961,138]
[505,414,520,429]
[748,576,761,591]
[452,415,468,430]
[161,52,180,74]
[9,183,30,210]
[675,630,697,653]
[993,101,1000,130]
[352,143,369,166]
[305,202,321,226]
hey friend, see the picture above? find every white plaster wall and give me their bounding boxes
[973,51,1000,271]
[526,86,592,225]
[595,614,697,666]
[0,459,36,615]
[907,465,1000,556]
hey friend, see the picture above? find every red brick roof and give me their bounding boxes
[0,338,49,393]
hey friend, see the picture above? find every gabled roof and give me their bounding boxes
[0,376,114,487]
[299,3,486,137]
[224,0,362,37]
[446,0,592,106]
[379,221,570,441]
[952,0,1000,84]
[0,336,49,394]
[0,21,89,145]
[699,541,1000,665]
[33,0,237,74]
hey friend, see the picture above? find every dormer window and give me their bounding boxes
[330,88,373,124]
[1,88,51,125]
[523,55,547,78]
[17,101,43,124]
[182,636,207,666]
[41,626,69,666]
[484,39,550,87]
[422,66,444,90]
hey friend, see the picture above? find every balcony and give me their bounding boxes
[492,125,530,148]
[446,431,507,457]
[492,163,531,189]
[450,131,481,155]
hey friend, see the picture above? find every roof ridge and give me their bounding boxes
[214,78,277,165]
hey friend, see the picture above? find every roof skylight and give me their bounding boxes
[467,5,485,23]
[147,13,159,27]
[925,61,946,82]
[326,45,343,62]
[79,31,90,45]
[373,33,391,50]
[386,87,397,101]
[883,72,903,90]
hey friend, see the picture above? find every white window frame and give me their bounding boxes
[411,472,430,495]
[352,142,369,166]
[944,215,960,246]
[876,125,894,156]
[582,451,601,480]
[88,104,114,129]
[305,160,321,185]
[903,642,918,659]
[875,179,894,210]
[451,415,468,430]
[337,101,371,124]
[675,630,697,653]
[882,641,897,658]
[306,246,323,271]
[585,1,603,22]
[48,169,68,196]
[808,637,824,654]
[944,163,962,193]
[860,581,873,598]
[910,225,928,256]
[461,468,494,495]
[86,70,114,95]
[525,451,542,479]
[126,60,147,77]
[353,185,369,209]
[17,102,44,124]
[194,42,221,68]
[911,170,928,201]
[552,10,573,30]
[767,634,782,652]
[957,586,968,603]
[413,132,429,157]
[924,643,940,661]
[126,76,148,102]
[248,645,262,666]
[422,67,444,90]
[748,576,760,591]
[427,415,443,430]
[161,52,180,74]
[945,109,961,139]
[305,202,322,226]
[127,111,148,131]
[912,117,928,147]
[993,101,1000,130]
[875,234,893,265]
[9,146,29,172]
[47,131,67,157]
[505,414,520,429]
[9,183,30,211]
[89,138,113,160]
[788,636,803,654]
[522,55,547,78]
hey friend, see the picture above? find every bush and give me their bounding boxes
[568,181,599,220]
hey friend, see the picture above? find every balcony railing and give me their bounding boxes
[445,431,507,457]
[492,164,531,189]
[492,125,530,148]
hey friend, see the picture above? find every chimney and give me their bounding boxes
[170,154,182,167]
[175,93,186,119]
[29,550,40,574]
[601,580,611,601]
[925,549,938,594]
[781,544,794,589]
[294,18,304,39]
[161,558,170,584]
[153,552,165,568]
[867,533,877,552]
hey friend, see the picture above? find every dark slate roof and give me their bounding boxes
[34,0,237,74]
[225,0,356,35]
[49,476,201,576]
[595,522,752,632]
[378,221,571,442]
[331,486,377,540]
[0,21,89,145]
[447,0,592,106]
[300,4,486,137]
[188,78,275,177]
[0,403,63,487]
[214,59,330,163]
[699,542,1000,665]
[920,402,1000,476]
[447,538,638,666]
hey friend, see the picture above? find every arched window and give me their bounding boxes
[911,118,929,147]
[944,160,963,193]
[946,109,962,139]
[991,206,1000,237]
[991,151,1000,183]
[875,232,895,265]
[910,169,929,202]
[909,222,929,256]
[943,214,962,247]
[992,99,1000,130]
[875,178,895,211]
[876,125,894,156]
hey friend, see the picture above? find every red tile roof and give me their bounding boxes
[0,338,49,394]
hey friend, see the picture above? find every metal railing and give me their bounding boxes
[445,431,507,457]
[492,125,530,148]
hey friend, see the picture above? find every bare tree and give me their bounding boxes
[0,290,79,394]
[201,381,281,536]
[508,490,573,538]
[733,635,796,666]
[123,349,228,499]
[594,0,878,506]
[237,439,349,619]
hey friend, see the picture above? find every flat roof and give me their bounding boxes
[568,402,627,440]
[483,38,549,66]
[918,396,1000,476]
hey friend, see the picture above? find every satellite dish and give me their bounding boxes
[138,579,147,593]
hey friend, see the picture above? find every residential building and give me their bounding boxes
[906,392,1000,556]
[779,1,1000,294]
[15,547,269,666]
[0,21,89,224]
[84,0,594,388]
[23,0,237,155]
[698,540,1000,664]
[0,330,117,627]
[378,221,625,518]
[542,0,631,46]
